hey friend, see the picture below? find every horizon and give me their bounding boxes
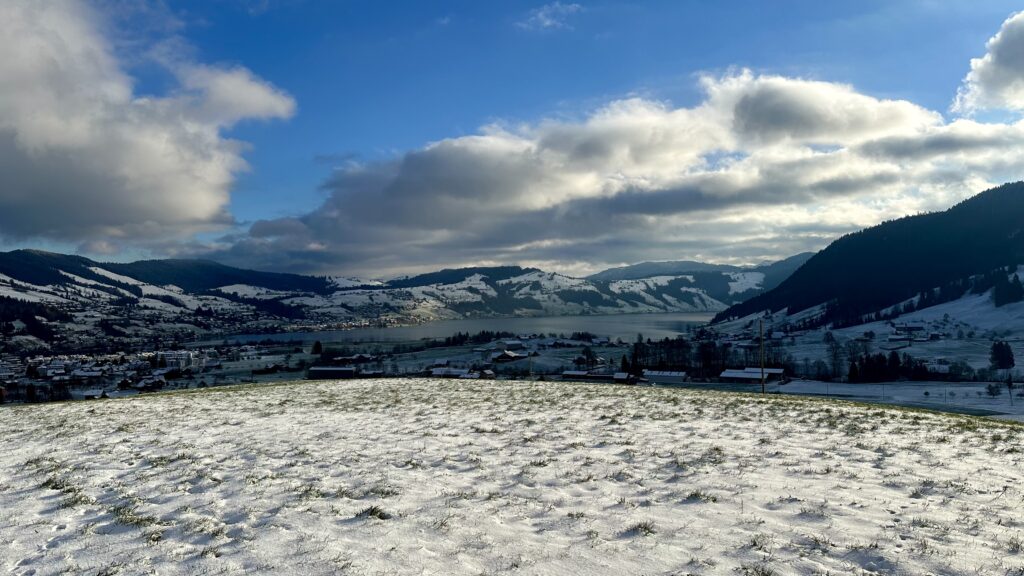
[0,244,815,282]
[3,1,1024,277]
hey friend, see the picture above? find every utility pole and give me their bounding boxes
[760,319,765,394]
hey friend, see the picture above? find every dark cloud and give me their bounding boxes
[198,66,1024,276]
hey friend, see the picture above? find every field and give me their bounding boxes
[2,379,1024,575]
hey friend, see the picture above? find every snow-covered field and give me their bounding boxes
[3,379,1024,575]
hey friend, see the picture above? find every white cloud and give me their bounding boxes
[954,11,1024,113]
[205,70,1024,277]
[0,0,294,248]
[177,64,296,127]
[518,2,583,31]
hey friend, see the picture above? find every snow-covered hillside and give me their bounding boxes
[0,250,806,351]
[713,267,1024,370]
[3,378,1023,575]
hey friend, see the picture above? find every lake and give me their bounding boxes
[213,312,714,345]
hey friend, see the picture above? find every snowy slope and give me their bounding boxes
[3,379,1024,575]
[727,271,765,294]
[0,251,814,349]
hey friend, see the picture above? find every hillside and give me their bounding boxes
[714,182,1024,327]
[104,259,333,295]
[588,252,813,284]
[587,260,739,280]
[4,378,1023,575]
[0,250,807,351]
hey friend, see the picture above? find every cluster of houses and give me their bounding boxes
[0,344,273,404]
[558,368,785,385]
[883,322,943,348]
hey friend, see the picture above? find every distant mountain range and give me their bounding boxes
[714,181,1024,329]
[0,249,808,351]
[588,253,813,286]
[7,182,1023,357]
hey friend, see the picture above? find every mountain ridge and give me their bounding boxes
[0,249,807,351]
[713,181,1024,327]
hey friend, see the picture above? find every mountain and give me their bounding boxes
[587,261,740,281]
[587,253,814,300]
[0,249,808,352]
[713,181,1024,328]
[385,266,539,289]
[104,259,333,295]
[0,250,331,295]
[754,252,817,290]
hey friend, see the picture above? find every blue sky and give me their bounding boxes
[4,1,1024,276]
[170,0,1017,222]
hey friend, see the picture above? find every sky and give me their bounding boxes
[3,1,1024,278]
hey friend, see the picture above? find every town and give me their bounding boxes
[4,313,1008,408]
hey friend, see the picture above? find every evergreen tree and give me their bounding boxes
[847,361,860,382]
[990,341,1015,371]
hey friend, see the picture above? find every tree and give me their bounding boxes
[991,341,1015,371]
[823,332,844,380]
[990,340,1016,404]
[581,346,597,369]
[993,273,1024,307]
[847,361,860,382]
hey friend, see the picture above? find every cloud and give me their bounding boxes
[518,2,583,31]
[0,0,294,249]
[201,68,1024,277]
[176,64,296,127]
[954,11,1024,113]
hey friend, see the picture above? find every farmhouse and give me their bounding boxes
[642,370,688,385]
[306,366,358,380]
[501,340,525,351]
[719,367,785,383]
[490,350,524,363]
[430,367,471,378]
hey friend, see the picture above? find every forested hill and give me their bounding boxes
[713,181,1024,326]
[104,259,334,295]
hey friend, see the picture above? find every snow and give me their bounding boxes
[330,277,383,289]
[411,273,498,303]
[88,267,145,286]
[217,284,292,300]
[500,270,597,295]
[890,289,1024,333]
[0,285,47,303]
[59,271,105,288]
[726,271,765,294]
[608,276,686,293]
[3,378,1024,575]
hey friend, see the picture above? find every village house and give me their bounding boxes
[719,367,786,383]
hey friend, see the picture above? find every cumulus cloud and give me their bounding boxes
[518,2,583,31]
[201,66,1024,277]
[954,11,1024,113]
[0,0,294,248]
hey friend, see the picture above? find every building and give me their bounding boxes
[490,350,524,363]
[642,370,688,385]
[560,370,591,381]
[307,366,358,380]
[719,367,785,383]
[430,367,471,378]
[159,351,198,371]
